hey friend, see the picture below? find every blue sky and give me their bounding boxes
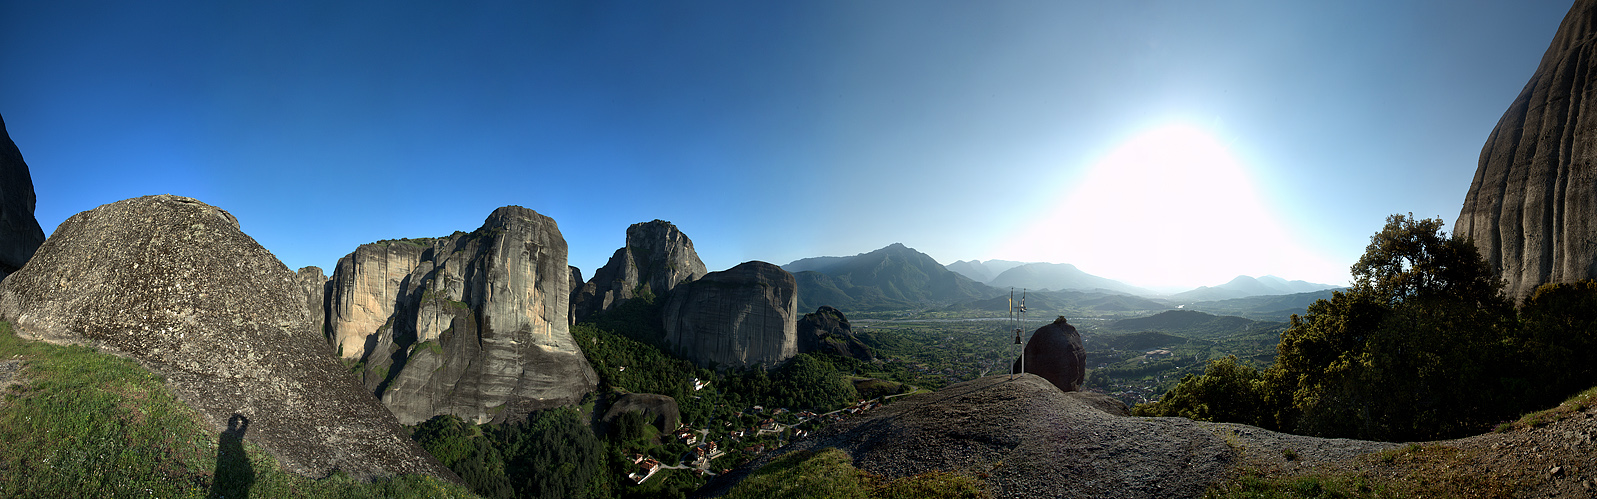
[0,1,1576,289]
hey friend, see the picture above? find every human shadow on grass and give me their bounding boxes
[207,413,255,499]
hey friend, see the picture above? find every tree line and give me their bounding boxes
[1135,214,1597,441]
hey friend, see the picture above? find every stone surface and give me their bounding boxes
[326,206,598,425]
[1456,0,1597,301]
[601,393,681,434]
[1011,316,1086,392]
[567,265,583,325]
[0,195,455,481]
[0,114,45,281]
[795,306,873,361]
[663,261,798,369]
[572,220,707,323]
[295,266,327,340]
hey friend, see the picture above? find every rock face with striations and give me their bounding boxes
[1012,316,1086,392]
[0,195,455,481]
[796,306,874,361]
[663,261,798,369]
[572,220,707,322]
[325,206,598,425]
[0,114,46,280]
[1456,0,1597,301]
[295,266,327,339]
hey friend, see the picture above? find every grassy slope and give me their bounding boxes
[722,447,986,499]
[1205,387,1597,499]
[0,321,476,498]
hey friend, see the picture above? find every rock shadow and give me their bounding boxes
[207,413,255,499]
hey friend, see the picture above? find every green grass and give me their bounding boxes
[723,448,986,499]
[0,321,476,498]
[1204,472,1390,499]
[1495,385,1597,432]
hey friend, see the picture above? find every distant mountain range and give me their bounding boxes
[947,260,1151,295]
[784,244,1340,316]
[1169,275,1341,302]
[782,243,996,312]
[945,259,1026,284]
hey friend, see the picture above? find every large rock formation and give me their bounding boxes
[296,266,327,338]
[795,306,874,361]
[663,261,798,369]
[1456,0,1597,301]
[1011,316,1086,392]
[0,195,455,481]
[572,220,707,322]
[0,114,46,280]
[325,206,598,425]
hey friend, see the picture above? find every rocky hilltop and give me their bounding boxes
[1456,0,1597,300]
[325,206,598,425]
[0,195,455,481]
[795,305,873,361]
[0,114,46,280]
[572,219,707,322]
[709,374,1397,499]
[663,261,797,369]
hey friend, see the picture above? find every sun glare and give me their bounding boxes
[1002,123,1343,289]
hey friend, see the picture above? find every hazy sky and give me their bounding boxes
[0,1,1576,290]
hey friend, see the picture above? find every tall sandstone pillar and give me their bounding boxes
[1457,0,1597,301]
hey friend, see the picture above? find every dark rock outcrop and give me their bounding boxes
[0,114,46,280]
[1456,0,1597,301]
[295,266,327,339]
[663,261,797,369]
[601,393,681,434]
[1011,316,1086,392]
[795,306,873,361]
[0,195,455,481]
[572,220,707,322]
[325,207,598,425]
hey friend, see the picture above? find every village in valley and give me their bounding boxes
[622,394,893,486]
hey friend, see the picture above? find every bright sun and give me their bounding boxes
[1003,123,1343,289]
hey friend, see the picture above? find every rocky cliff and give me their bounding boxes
[572,219,707,322]
[795,306,873,361]
[1012,316,1086,392]
[326,206,598,425]
[296,266,327,339]
[0,114,46,280]
[0,195,455,481]
[663,261,797,369]
[1456,0,1597,301]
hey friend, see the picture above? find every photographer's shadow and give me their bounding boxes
[206,413,255,499]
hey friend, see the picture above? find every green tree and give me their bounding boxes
[1148,214,1525,440]
[1132,356,1268,426]
[1517,280,1597,406]
[1272,214,1514,440]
